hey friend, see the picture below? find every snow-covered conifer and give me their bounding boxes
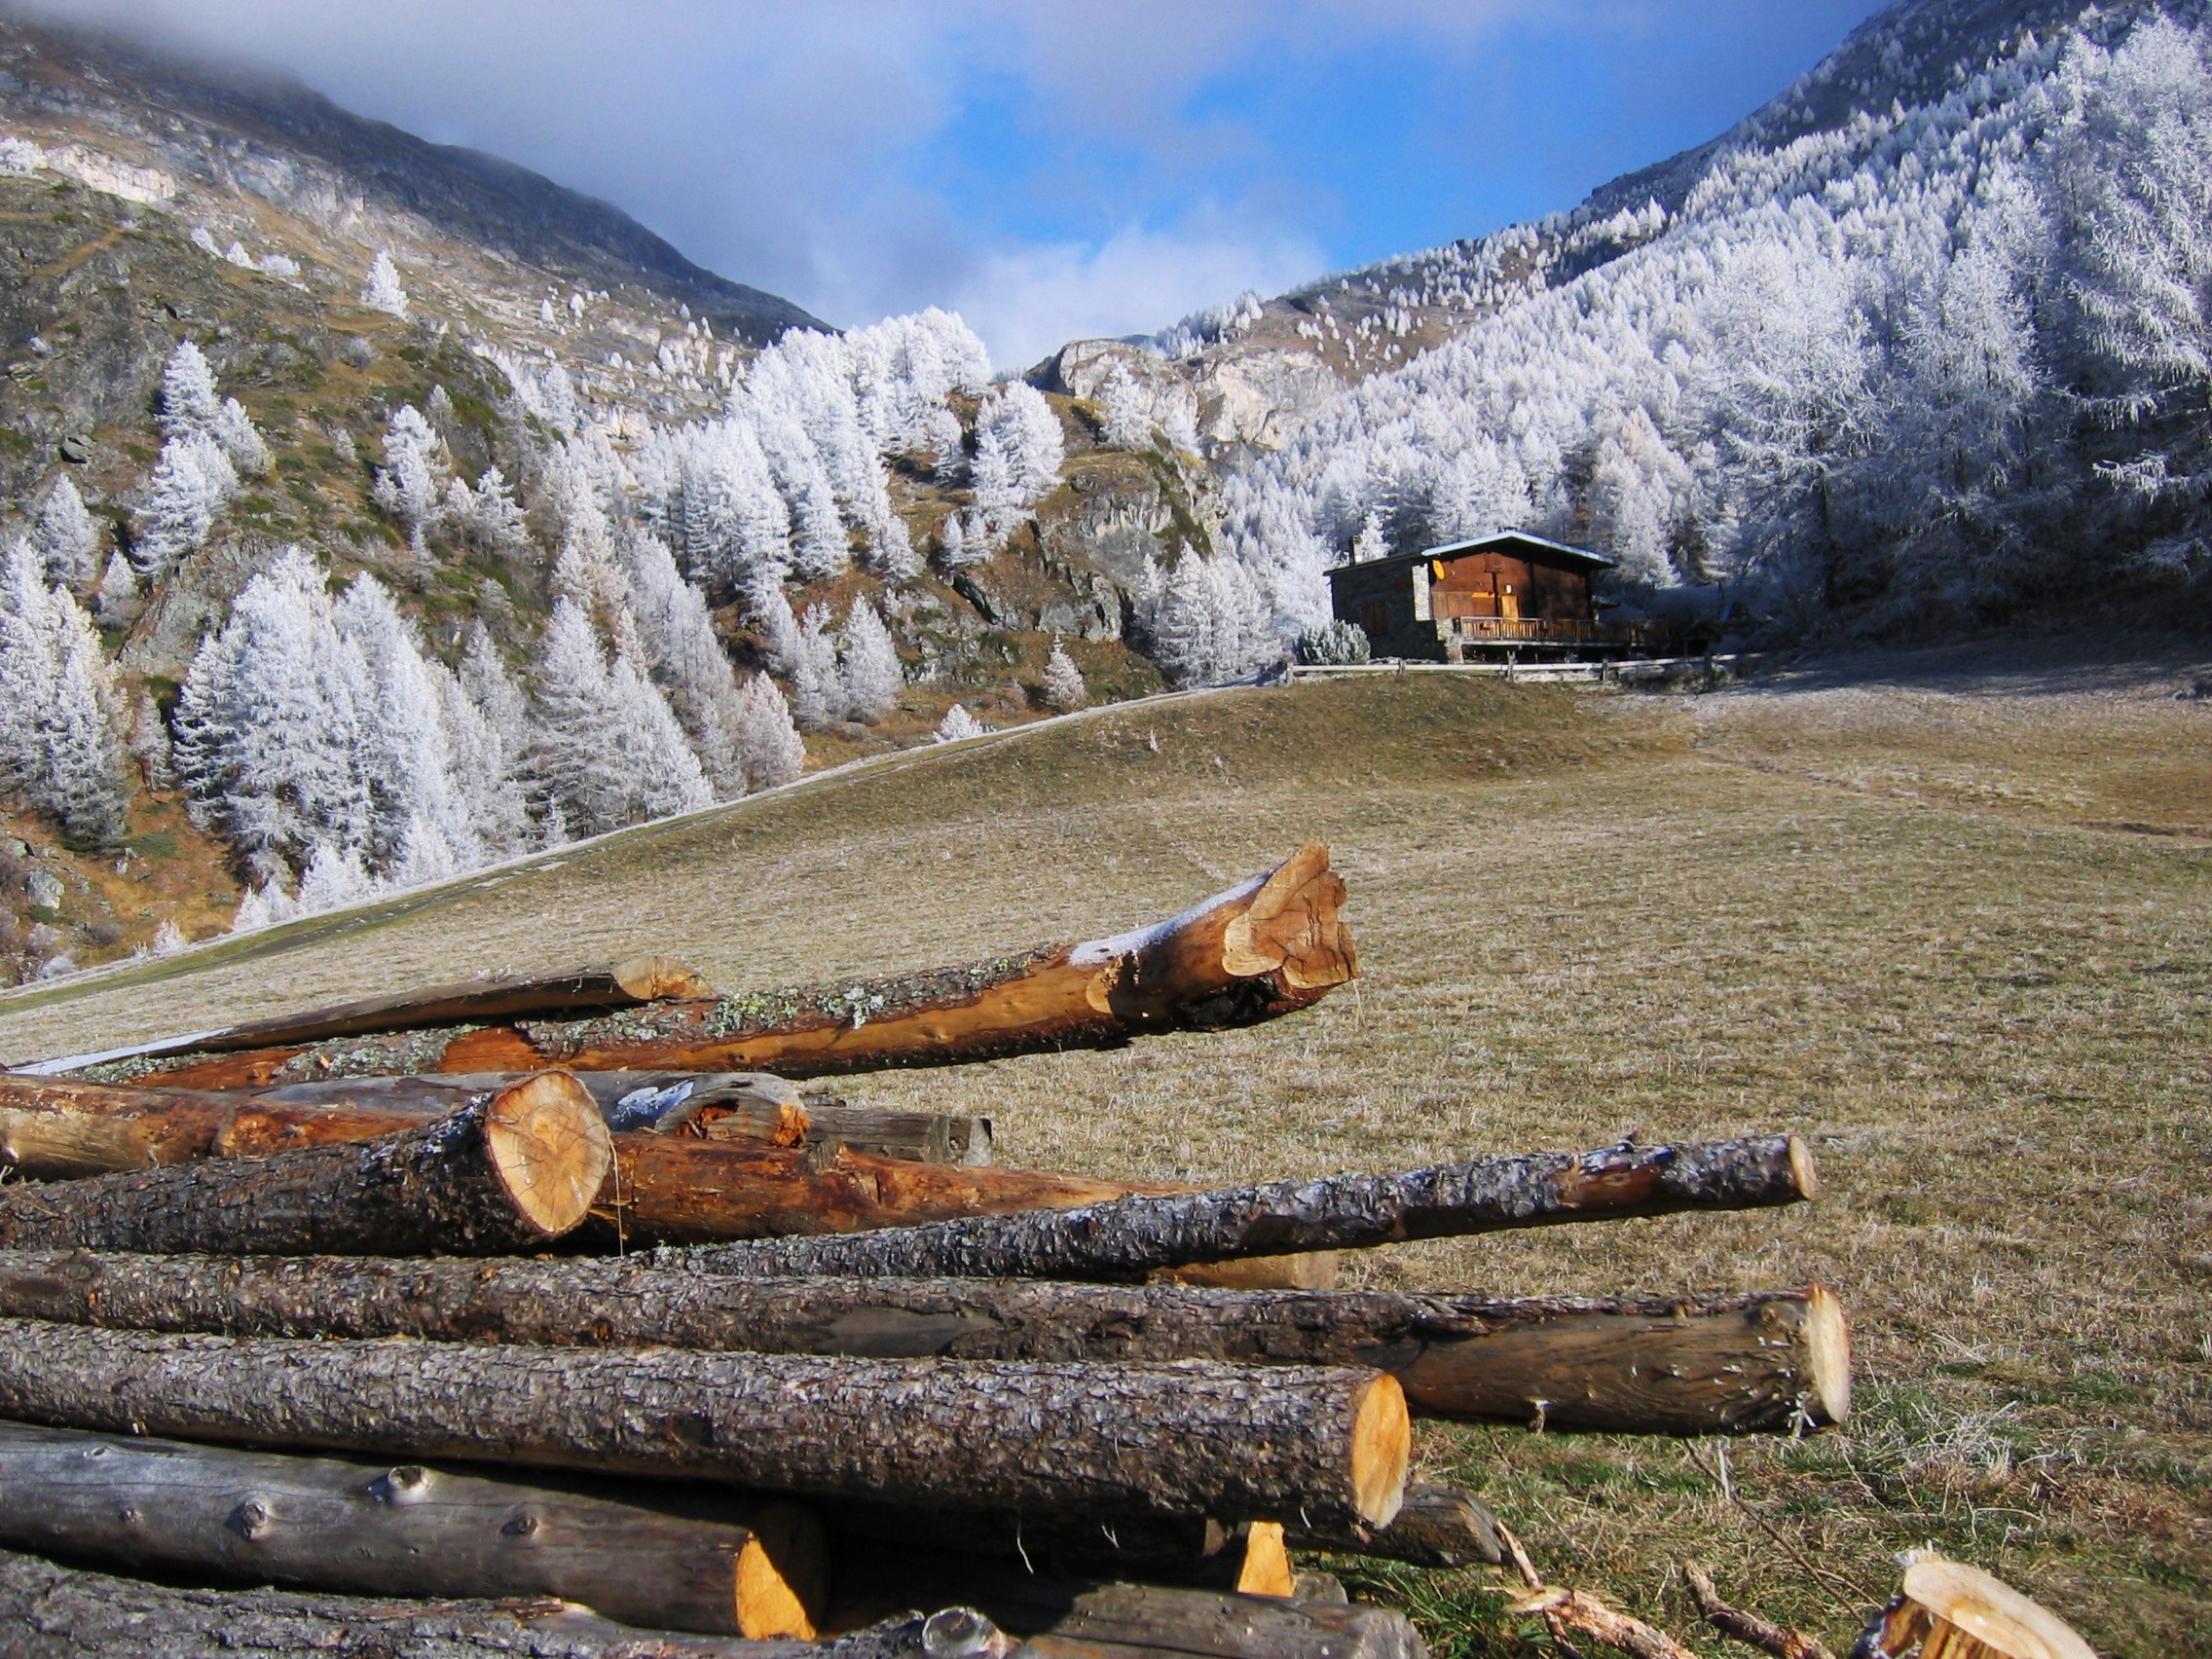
[370,406,452,535]
[334,572,479,868]
[94,551,138,627]
[1099,364,1155,450]
[934,703,988,743]
[214,397,273,478]
[158,341,221,441]
[41,585,130,846]
[788,603,839,730]
[132,431,237,576]
[732,672,804,792]
[296,842,379,914]
[361,250,409,318]
[625,530,746,794]
[1041,638,1085,712]
[837,596,902,723]
[31,474,100,585]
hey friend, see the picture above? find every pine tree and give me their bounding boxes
[525,598,625,836]
[32,475,101,585]
[296,841,380,914]
[361,250,409,318]
[1148,553,1217,688]
[625,530,747,794]
[732,672,804,791]
[215,397,274,478]
[608,645,713,820]
[1041,637,1086,712]
[465,467,529,551]
[435,654,529,860]
[158,341,221,441]
[0,541,57,798]
[837,596,902,723]
[1099,363,1155,450]
[334,572,479,868]
[41,586,129,847]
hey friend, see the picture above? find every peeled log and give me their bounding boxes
[0,1320,1409,1530]
[0,1079,608,1255]
[671,1134,1819,1282]
[0,1543,902,1659]
[89,846,1356,1088]
[0,1252,1848,1435]
[0,1421,826,1638]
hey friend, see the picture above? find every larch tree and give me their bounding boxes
[837,595,903,723]
[361,249,410,318]
[31,474,101,585]
[624,529,747,795]
[732,672,804,792]
[158,341,221,440]
[1041,637,1086,711]
[132,431,237,578]
[788,602,840,730]
[370,406,453,540]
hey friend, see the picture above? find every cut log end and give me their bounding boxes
[1786,1134,1819,1203]
[1220,843,1357,991]
[735,1500,829,1641]
[1348,1374,1411,1529]
[612,955,717,1002]
[484,1073,613,1237]
[1803,1285,1852,1427]
[1235,1522,1296,1599]
[1898,1555,2097,1659]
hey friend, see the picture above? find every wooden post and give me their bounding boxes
[0,1320,1410,1531]
[0,1421,826,1638]
[77,846,1356,1088]
[0,1252,1848,1436]
[671,1134,1819,1281]
[0,1078,609,1255]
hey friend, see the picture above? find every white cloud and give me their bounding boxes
[949,223,1325,369]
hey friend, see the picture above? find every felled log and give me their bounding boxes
[0,1421,826,1638]
[1287,1483,1505,1569]
[16,955,714,1075]
[0,1252,1847,1435]
[670,1134,1818,1282]
[0,1079,609,1255]
[0,1074,1150,1248]
[819,1503,1293,1598]
[1855,1555,2096,1659]
[834,1573,1424,1659]
[0,1542,937,1659]
[0,1320,1410,1530]
[239,1070,815,1145]
[87,845,1355,1088]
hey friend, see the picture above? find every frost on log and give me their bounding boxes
[0,1077,610,1256]
[75,844,1356,1088]
[0,1320,1411,1531]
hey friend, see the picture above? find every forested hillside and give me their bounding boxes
[0,14,1162,979]
[1114,0,2212,661]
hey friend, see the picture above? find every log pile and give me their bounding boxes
[0,846,1853,1657]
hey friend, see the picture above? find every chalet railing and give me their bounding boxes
[1445,616,1665,646]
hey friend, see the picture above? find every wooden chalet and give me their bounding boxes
[1327,531,1655,661]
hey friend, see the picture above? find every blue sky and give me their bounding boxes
[43,1,1885,363]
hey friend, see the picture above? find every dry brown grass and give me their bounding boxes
[3,645,2206,1655]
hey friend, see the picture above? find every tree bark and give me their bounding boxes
[913,1578,1425,1659]
[0,1252,1848,1435]
[0,1078,609,1255]
[0,1320,1409,1530]
[668,1134,1818,1282]
[16,956,713,1076]
[1286,1483,1504,1569]
[0,1421,826,1639]
[241,1071,815,1144]
[0,1543,943,1659]
[80,846,1355,1088]
[0,1074,1153,1248]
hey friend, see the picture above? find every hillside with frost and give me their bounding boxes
[1124,0,2212,651]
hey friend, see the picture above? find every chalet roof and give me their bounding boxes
[1327,530,1617,584]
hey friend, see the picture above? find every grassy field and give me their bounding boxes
[3,641,2207,1655]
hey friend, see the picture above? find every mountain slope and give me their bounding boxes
[0,11,824,342]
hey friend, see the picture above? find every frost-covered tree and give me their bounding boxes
[31,474,100,585]
[934,703,988,743]
[370,406,452,537]
[361,249,409,318]
[1041,638,1085,711]
[295,841,379,914]
[0,541,130,846]
[526,599,709,836]
[1098,363,1155,451]
[94,551,138,627]
[131,431,237,577]
[334,572,480,868]
[732,672,804,792]
[446,623,531,857]
[158,341,221,441]
[837,596,902,723]
[973,382,1065,540]
[461,467,529,552]
[625,530,747,795]
[214,397,273,478]
[787,603,840,730]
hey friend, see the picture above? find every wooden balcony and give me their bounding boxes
[1441,615,1673,652]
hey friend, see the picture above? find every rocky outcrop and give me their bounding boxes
[1193,344,1343,453]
